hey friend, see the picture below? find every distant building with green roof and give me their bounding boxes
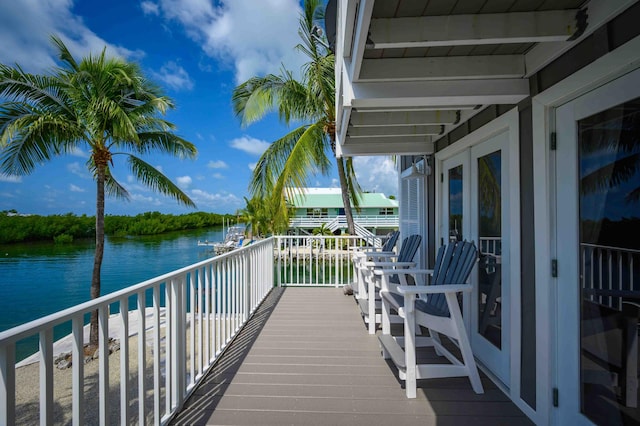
[287,188,398,236]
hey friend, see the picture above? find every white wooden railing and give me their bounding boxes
[0,239,274,425]
[288,214,399,229]
[581,243,640,311]
[275,235,382,287]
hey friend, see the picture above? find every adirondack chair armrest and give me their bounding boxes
[377,268,435,276]
[362,250,395,257]
[374,266,430,276]
[397,284,471,295]
[369,261,417,269]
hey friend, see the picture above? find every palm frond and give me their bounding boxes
[581,152,640,195]
[127,155,196,208]
[104,168,130,200]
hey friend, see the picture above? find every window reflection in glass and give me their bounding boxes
[578,97,640,425]
[449,165,463,242]
[477,150,502,349]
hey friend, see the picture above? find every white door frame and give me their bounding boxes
[555,66,640,425]
[532,36,640,426]
[435,108,522,407]
[469,131,511,384]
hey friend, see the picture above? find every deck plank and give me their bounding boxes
[170,287,533,426]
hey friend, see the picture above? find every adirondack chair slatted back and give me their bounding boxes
[386,234,421,285]
[424,241,477,316]
[397,234,422,263]
[381,230,400,252]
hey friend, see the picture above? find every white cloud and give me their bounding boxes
[130,193,163,206]
[67,162,90,179]
[0,174,22,183]
[0,1,143,73]
[141,1,160,16]
[69,184,85,193]
[69,147,88,158]
[229,135,270,156]
[353,157,398,196]
[154,0,304,82]
[248,162,257,171]
[176,175,192,187]
[207,160,228,169]
[190,189,241,208]
[211,173,224,179]
[151,61,194,91]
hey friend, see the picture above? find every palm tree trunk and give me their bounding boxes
[89,164,106,349]
[335,157,356,235]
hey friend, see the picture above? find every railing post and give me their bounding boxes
[39,328,53,425]
[137,291,146,423]
[71,316,84,426]
[277,236,282,287]
[0,343,16,426]
[119,298,130,425]
[170,277,185,410]
[98,305,109,426]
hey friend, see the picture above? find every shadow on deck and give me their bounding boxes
[170,287,532,426]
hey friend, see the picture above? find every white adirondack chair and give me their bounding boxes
[358,234,421,334]
[351,231,400,299]
[375,240,483,398]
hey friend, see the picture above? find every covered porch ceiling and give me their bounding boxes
[332,0,599,157]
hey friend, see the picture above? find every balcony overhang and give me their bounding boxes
[332,0,599,157]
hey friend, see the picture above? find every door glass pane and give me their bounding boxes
[449,165,463,242]
[477,150,502,349]
[579,97,640,424]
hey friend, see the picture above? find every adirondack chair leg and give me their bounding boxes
[367,275,377,334]
[404,294,418,398]
[381,291,392,337]
[447,293,484,394]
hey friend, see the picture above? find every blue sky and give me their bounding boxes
[0,0,397,216]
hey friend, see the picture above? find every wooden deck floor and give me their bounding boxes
[170,287,533,425]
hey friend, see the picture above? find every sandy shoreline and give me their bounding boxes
[15,309,170,425]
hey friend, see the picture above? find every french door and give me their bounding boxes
[440,130,511,385]
[555,68,640,425]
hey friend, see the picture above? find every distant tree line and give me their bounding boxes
[0,211,234,244]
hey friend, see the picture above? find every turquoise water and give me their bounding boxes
[0,227,224,359]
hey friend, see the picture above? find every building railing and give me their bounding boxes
[288,214,399,229]
[275,235,383,287]
[0,238,274,425]
[581,243,640,311]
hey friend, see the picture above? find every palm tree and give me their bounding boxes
[232,0,360,235]
[0,36,197,349]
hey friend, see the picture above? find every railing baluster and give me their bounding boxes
[153,286,161,426]
[165,282,172,415]
[39,328,53,425]
[189,273,195,386]
[204,265,211,363]
[120,298,130,425]
[197,268,203,377]
[98,305,109,426]
[137,291,146,424]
